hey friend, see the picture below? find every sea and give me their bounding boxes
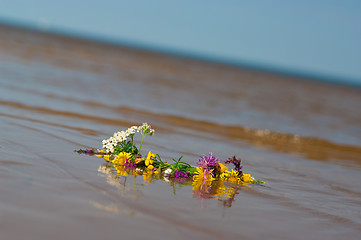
[0,23,360,240]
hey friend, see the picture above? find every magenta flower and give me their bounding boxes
[174,170,193,179]
[198,152,219,168]
[197,152,220,177]
[124,159,136,168]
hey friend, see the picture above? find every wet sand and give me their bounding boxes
[1,24,361,240]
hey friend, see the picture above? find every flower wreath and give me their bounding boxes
[76,123,264,188]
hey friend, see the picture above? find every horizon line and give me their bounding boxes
[1,19,360,89]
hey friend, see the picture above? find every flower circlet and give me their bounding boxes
[76,123,264,191]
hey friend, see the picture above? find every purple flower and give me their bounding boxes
[124,159,136,168]
[197,152,220,177]
[173,170,193,180]
[225,156,243,176]
[197,152,220,168]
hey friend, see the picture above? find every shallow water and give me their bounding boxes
[1,24,361,240]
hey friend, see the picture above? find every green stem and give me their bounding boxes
[138,134,145,153]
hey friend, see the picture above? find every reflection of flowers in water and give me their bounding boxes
[97,162,243,207]
[193,179,223,198]
[192,178,241,207]
[98,164,122,188]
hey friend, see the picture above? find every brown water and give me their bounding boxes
[1,24,361,240]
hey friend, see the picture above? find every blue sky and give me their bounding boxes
[1,0,361,85]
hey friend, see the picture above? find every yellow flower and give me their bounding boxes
[241,173,253,184]
[96,150,110,161]
[219,163,229,173]
[193,167,215,182]
[134,157,144,164]
[193,167,203,181]
[145,151,156,166]
[112,152,132,166]
[147,165,155,170]
[226,170,241,184]
[145,158,153,166]
[96,154,110,161]
[220,173,228,180]
[219,163,230,180]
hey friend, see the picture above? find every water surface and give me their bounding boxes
[1,24,361,240]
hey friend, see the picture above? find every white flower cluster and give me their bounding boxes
[139,122,155,135]
[102,125,139,153]
[101,123,155,154]
[164,168,172,175]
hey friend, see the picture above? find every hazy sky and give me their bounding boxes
[1,0,360,85]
